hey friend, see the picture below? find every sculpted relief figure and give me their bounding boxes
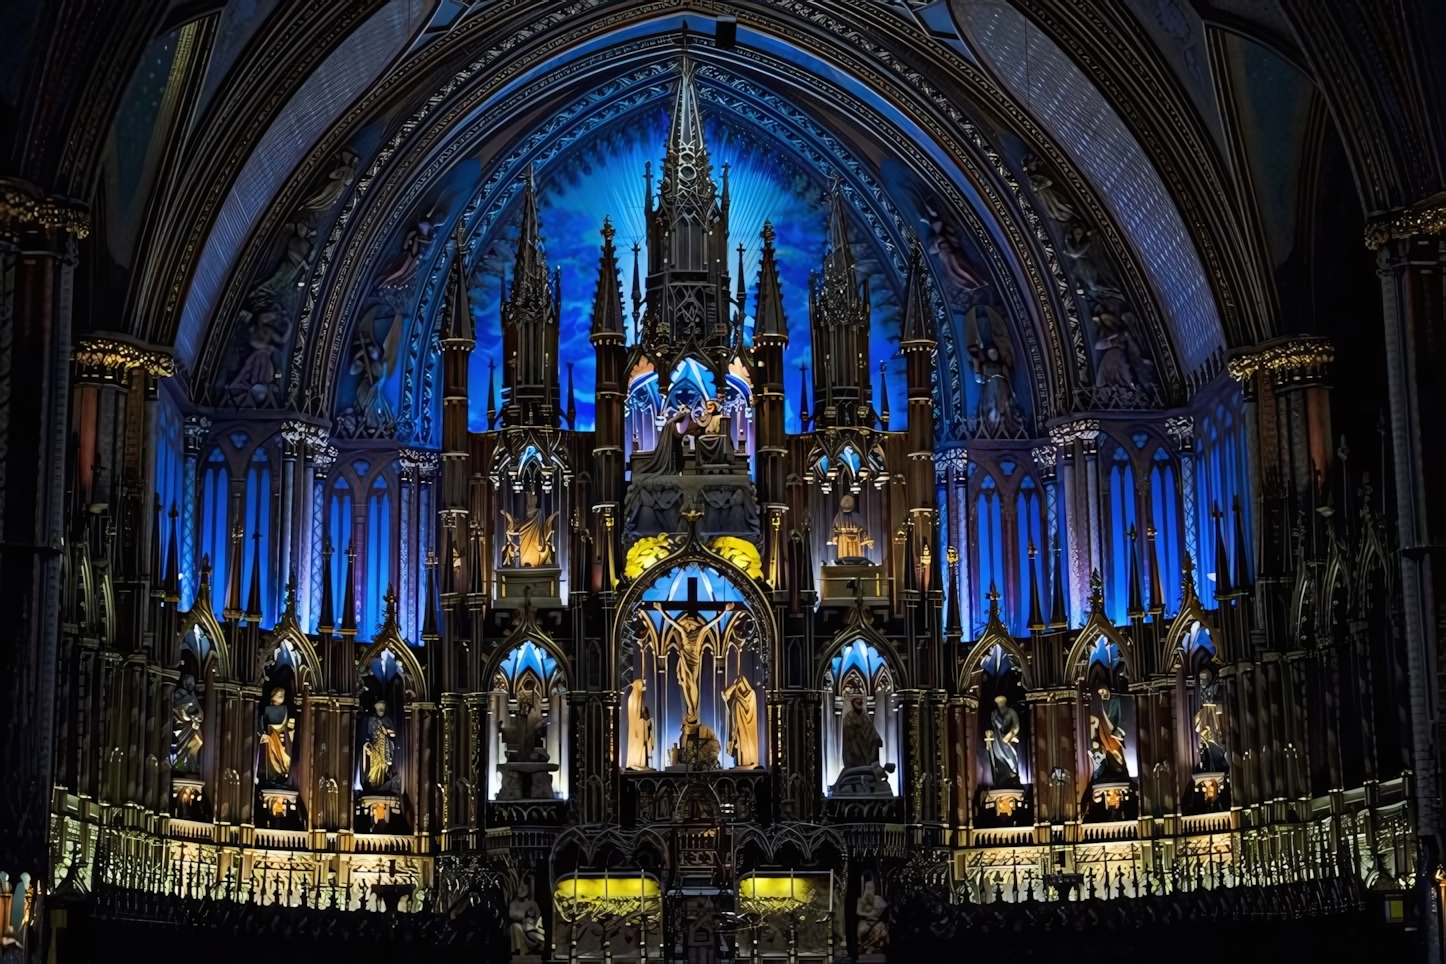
[258,688,295,786]
[828,494,874,564]
[658,604,733,768]
[625,678,654,770]
[842,695,883,771]
[1195,665,1228,773]
[985,694,1022,788]
[1090,685,1129,782]
[362,700,399,793]
[502,491,558,568]
[171,674,204,775]
[856,876,889,957]
[508,876,546,958]
[722,675,759,769]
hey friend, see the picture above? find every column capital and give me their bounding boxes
[1049,417,1100,457]
[1164,415,1193,452]
[183,415,212,455]
[1227,336,1332,390]
[0,177,91,242]
[934,447,967,483]
[1030,444,1057,479]
[399,448,440,481]
[1365,193,1446,249]
[72,334,174,383]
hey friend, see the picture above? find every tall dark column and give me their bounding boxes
[1371,221,1446,877]
[0,178,88,876]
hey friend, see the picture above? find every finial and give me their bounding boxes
[761,220,775,246]
[601,216,615,243]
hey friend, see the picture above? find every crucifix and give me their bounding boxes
[647,576,737,731]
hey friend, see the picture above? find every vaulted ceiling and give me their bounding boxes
[7,0,1442,437]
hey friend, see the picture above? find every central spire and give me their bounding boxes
[642,23,733,349]
[662,25,716,211]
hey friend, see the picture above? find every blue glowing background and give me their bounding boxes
[464,109,909,433]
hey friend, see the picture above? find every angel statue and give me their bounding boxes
[337,310,401,437]
[922,201,987,294]
[501,491,558,568]
[1021,154,1075,223]
[1092,310,1155,400]
[965,306,1022,438]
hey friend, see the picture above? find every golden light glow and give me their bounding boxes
[738,874,814,901]
[707,536,762,579]
[625,536,675,579]
[554,875,661,901]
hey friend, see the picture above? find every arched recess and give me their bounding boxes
[482,608,572,802]
[176,593,231,683]
[615,544,773,772]
[816,606,906,798]
[1066,588,1139,819]
[356,615,429,704]
[1160,556,1225,673]
[193,8,1162,442]
[959,592,1032,823]
[959,595,1034,691]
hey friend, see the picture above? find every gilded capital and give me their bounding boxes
[1365,195,1446,249]
[1227,336,1332,388]
[72,336,175,379]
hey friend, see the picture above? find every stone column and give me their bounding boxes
[0,180,88,875]
[1368,213,1446,872]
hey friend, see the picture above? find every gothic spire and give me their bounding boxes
[590,217,625,340]
[823,177,856,285]
[513,164,545,300]
[340,542,357,636]
[245,531,263,622]
[1028,541,1044,632]
[445,224,474,345]
[164,502,180,603]
[630,241,642,334]
[1127,524,1144,619]
[735,242,746,321]
[754,222,787,343]
[665,33,713,202]
[1231,494,1251,594]
[1212,502,1232,598]
[900,236,933,347]
[1049,537,1069,629]
[318,541,334,634]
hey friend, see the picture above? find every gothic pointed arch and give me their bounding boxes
[960,587,1034,691]
[1161,554,1225,671]
[1064,573,1138,683]
[356,592,429,703]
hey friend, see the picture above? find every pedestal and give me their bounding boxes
[828,764,895,797]
[497,761,559,801]
[259,787,299,820]
[496,567,561,608]
[358,793,403,829]
[984,787,1026,819]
